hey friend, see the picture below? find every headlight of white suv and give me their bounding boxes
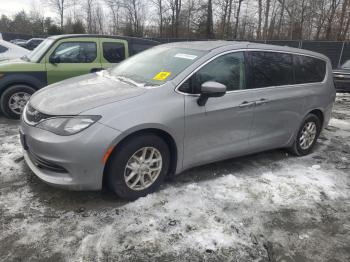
[36,116,101,136]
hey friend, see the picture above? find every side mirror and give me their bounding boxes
[49,56,60,64]
[197,81,227,106]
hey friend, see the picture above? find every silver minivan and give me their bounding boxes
[20,41,336,199]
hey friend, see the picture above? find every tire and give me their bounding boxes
[0,85,36,119]
[106,134,170,200]
[289,113,321,156]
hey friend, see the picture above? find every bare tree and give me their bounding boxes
[263,0,271,39]
[206,0,214,38]
[325,0,341,39]
[105,0,122,35]
[337,0,349,40]
[257,0,262,39]
[233,0,244,39]
[83,0,94,33]
[169,0,182,37]
[152,0,165,36]
[9,0,350,41]
[47,0,70,28]
[185,0,196,36]
[276,0,285,39]
[123,0,145,36]
[219,0,230,38]
[95,3,104,33]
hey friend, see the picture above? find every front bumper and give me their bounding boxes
[20,120,121,190]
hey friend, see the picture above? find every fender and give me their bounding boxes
[105,123,183,175]
[0,72,47,94]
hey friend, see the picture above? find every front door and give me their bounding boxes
[46,39,101,84]
[182,51,255,169]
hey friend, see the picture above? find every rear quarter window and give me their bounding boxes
[103,42,125,63]
[294,55,326,84]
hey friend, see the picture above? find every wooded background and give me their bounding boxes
[1,0,350,41]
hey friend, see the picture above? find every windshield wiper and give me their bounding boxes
[115,76,145,87]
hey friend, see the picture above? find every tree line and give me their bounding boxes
[0,0,350,41]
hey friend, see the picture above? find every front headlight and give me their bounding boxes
[36,116,101,136]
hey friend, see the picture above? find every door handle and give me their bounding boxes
[239,101,256,108]
[255,98,269,106]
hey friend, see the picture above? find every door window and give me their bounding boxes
[103,42,125,63]
[51,42,97,63]
[179,52,246,94]
[294,55,326,83]
[248,51,293,88]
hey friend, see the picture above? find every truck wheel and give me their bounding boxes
[0,85,35,119]
[106,134,170,200]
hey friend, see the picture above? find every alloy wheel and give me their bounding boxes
[299,121,317,150]
[124,147,163,191]
[8,92,31,115]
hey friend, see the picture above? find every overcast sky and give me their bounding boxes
[0,0,55,18]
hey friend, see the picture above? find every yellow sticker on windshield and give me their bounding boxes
[153,71,171,81]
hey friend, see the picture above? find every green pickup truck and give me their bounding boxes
[0,34,159,119]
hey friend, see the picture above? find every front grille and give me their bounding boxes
[28,150,68,173]
[24,104,51,125]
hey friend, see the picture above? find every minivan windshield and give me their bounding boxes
[108,46,207,87]
[22,38,54,63]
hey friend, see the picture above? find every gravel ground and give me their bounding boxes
[0,94,349,262]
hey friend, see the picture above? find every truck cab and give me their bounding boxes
[0,34,159,119]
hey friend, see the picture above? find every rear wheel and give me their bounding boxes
[106,134,170,200]
[0,85,35,119]
[289,114,321,156]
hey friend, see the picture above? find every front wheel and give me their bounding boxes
[106,134,170,200]
[289,113,321,156]
[0,85,36,119]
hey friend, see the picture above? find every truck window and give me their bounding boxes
[102,42,125,63]
[51,42,97,63]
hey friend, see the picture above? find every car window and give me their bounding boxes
[103,42,125,63]
[51,42,97,63]
[108,46,207,87]
[25,38,54,62]
[0,45,9,53]
[180,52,245,94]
[31,40,39,45]
[248,51,293,88]
[294,55,326,84]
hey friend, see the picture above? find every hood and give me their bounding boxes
[0,58,25,64]
[0,52,28,61]
[30,72,147,115]
[0,58,39,71]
